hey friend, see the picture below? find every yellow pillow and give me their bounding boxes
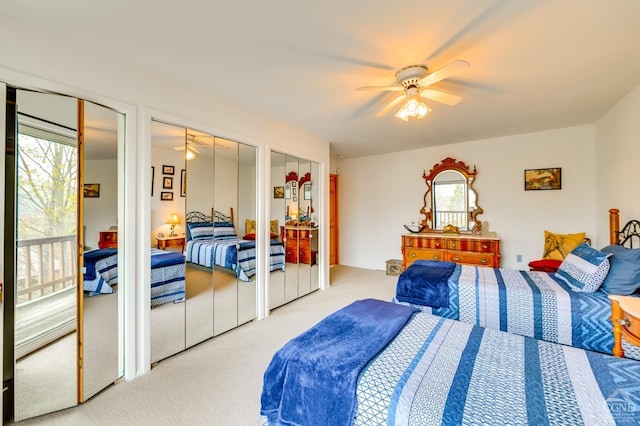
[245,219,279,235]
[542,230,586,260]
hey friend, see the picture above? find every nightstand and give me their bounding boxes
[609,295,640,357]
[157,236,185,252]
[98,231,118,249]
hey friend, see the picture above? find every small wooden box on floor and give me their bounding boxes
[402,233,501,269]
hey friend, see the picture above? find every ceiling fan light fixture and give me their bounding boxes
[185,147,196,161]
[395,98,431,121]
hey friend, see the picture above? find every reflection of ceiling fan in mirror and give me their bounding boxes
[173,134,213,160]
[357,60,469,121]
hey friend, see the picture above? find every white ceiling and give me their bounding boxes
[4,1,640,159]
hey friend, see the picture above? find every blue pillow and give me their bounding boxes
[213,222,237,240]
[555,243,611,293]
[187,222,213,240]
[599,245,640,295]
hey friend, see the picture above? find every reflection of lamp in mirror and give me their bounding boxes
[167,213,180,236]
[185,147,196,161]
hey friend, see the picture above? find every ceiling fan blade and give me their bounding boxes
[189,145,201,154]
[419,60,470,87]
[173,146,186,151]
[356,85,403,92]
[420,89,462,106]
[375,95,406,118]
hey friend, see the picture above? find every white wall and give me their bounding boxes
[337,125,596,271]
[595,82,640,248]
[84,159,118,249]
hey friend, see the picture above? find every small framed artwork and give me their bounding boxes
[273,186,284,199]
[162,165,175,175]
[151,166,155,196]
[292,187,297,196]
[304,183,311,200]
[524,167,562,191]
[163,176,173,189]
[292,181,297,188]
[293,196,297,202]
[161,191,174,201]
[285,183,291,199]
[84,183,100,198]
[181,169,186,197]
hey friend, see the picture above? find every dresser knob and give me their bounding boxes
[480,259,488,264]
[617,318,631,327]
[436,243,440,248]
[411,253,416,257]
[453,256,460,261]
[482,244,488,249]
[433,255,440,260]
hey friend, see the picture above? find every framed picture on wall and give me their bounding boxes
[181,169,186,197]
[84,183,100,198]
[274,186,284,199]
[524,167,562,191]
[285,183,291,199]
[151,166,155,196]
[304,183,311,200]
[163,176,173,189]
[161,191,173,201]
[162,165,175,175]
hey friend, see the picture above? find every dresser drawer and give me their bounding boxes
[404,236,444,249]
[404,248,445,266]
[445,251,494,267]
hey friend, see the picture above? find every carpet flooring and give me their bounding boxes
[14,265,398,425]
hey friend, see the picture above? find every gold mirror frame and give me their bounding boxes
[419,157,484,234]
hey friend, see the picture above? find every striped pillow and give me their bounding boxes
[555,243,611,293]
[213,223,237,240]
[187,222,213,240]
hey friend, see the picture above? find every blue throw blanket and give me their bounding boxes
[395,260,456,308]
[261,299,417,426]
[150,250,185,268]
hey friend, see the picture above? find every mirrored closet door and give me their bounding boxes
[4,88,124,422]
[150,121,258,364]
[269,151,320,310]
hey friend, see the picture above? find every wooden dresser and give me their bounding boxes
[609,295,640,358]
[281,226,318,265]
[402,233,501,269]
[98,231,118,249]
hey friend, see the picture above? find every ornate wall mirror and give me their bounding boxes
[420,157,483,234]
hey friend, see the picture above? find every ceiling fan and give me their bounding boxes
[356,60,470,120]
[173,134,213,160]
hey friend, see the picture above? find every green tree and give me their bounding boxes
[16,134,77,239]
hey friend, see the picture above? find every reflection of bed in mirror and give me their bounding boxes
[184,209,285,281]
[82,248,186,306]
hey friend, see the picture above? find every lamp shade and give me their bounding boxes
[168,213,180,225]
[395,98,431,121]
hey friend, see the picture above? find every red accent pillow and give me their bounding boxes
[528,259,562,272]
[243,233,278,240]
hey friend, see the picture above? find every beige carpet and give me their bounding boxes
[14,265,398,425]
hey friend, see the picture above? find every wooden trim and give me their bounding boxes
[609,208,620,244]
[330,174,339,265]
[76,99,84,403]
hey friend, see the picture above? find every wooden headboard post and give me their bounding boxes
[609,208,620,244]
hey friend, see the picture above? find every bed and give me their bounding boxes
[393,209,640,359]
[83,247,186,307]
[184,209,285,281]
[261,299,640,425]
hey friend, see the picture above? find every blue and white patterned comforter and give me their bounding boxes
[185,238,285,281]
[395,264,638,359]
[83,248,185,306]
[353,311,640,425]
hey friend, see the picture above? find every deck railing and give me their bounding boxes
[16,235,77,305]
[435,210,468,230]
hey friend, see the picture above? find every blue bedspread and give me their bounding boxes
[394,264,640,360]
[395,260,456,308]
[261,299,417,426]
[84,248,117,281]
[185,237,285,281]
[352,311,640,425]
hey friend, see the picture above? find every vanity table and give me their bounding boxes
[281,226,318,265]
[402,157,501,269]
[402,233,501,269]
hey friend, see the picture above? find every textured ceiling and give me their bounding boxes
[3,0,640,158]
